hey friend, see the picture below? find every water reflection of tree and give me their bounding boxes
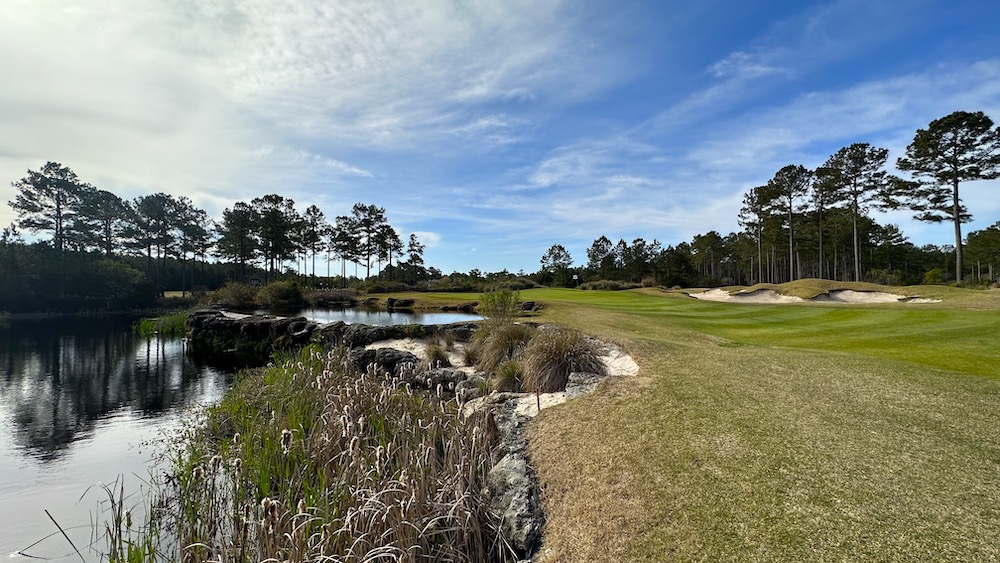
[0,317,229,460]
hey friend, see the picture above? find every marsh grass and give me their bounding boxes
[112,345,513,563]
[133,311,188,337]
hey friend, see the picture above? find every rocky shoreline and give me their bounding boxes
[185,310,637,560]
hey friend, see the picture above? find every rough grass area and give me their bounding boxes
[117,345,511,563]
[516,286,1000,562]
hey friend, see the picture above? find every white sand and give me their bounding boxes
[368,337,640,419]
[691,288,941,304]
[691,288,803,303]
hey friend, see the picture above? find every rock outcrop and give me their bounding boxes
[186,311,319,368]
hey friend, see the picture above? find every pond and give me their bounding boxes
[0,316,230,561]
[262,306,483,326]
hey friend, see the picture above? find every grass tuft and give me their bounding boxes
[521,328,606,393]
[476,323,536,372]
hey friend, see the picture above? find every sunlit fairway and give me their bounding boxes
[402,285,1000,561]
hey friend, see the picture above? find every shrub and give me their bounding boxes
[478,289,521,326]
[866,268,903,286]
[476,323,536,372]
[210,282,258,308]
[522,329,606,393]
[924,268,948,285]
[492,360,524,392]
[256,281,305,308]
[496,277,540,291]
[305,288,359,307]
[578,280,641,291]
[364,280,413,293]
[640,276,658,288]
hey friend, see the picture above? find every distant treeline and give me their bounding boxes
[537,110,1000,288]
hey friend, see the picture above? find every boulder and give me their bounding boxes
[348,347,420,376]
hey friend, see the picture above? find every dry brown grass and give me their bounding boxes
[521,328,606,393]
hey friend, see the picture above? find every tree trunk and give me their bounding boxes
[953,180,963,282]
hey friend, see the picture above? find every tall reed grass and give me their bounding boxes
[109,345,513,562]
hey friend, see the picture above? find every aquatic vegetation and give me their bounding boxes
[109,345,512,562]
[132,311,188,337]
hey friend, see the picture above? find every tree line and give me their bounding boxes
[538,110,1000,287]
[3,163,430,311]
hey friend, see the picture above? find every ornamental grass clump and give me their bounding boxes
[113,344,512,563]
[475,323,536,372]
[522,328,606,393]
[492,360,525,393]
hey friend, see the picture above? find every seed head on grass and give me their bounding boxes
[522,328,606,393]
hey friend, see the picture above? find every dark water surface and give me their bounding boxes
[260,306,482,326]
[0,316,230,560]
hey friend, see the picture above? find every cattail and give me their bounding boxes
[281,428,293,454]
[297,498,307,515]
[192,465,205,480]
[232,432,240,445]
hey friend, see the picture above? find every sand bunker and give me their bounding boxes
[691,288,941,304]
[692,288,803,303]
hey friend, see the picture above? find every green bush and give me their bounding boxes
[364,280,414,293]
[578,280,641,291]
[866,268,903,286]
[305,288,359,307]
[924,268,948,285]
[477,289,521,326]
[256,281,305,308]
[210,282,259,308]
[496,277,540,291]
[522,328,606,393]
[133,311,188,337]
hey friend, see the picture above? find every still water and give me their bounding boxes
[0,308,480,559]
[0,316,231,560]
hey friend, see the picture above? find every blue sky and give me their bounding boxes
[2,0,999,274]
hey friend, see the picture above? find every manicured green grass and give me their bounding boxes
[483,286,1000,562]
